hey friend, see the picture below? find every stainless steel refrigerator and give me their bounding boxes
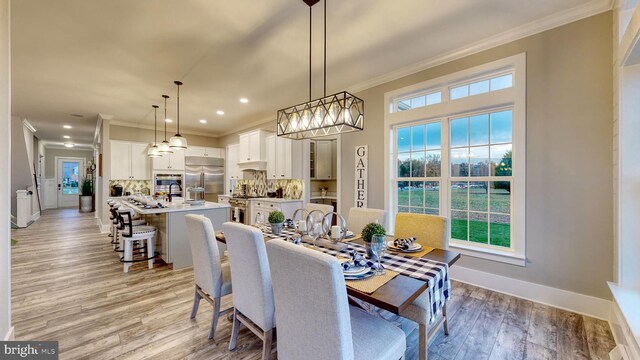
[185,156,224,202]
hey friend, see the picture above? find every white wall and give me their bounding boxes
[0,0,12,340]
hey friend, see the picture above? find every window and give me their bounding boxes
[449,73,513,100]
[384,54,525,265]
[396,123,442,215]
[394,91,442,112]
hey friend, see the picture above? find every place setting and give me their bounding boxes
[386,236,434,258]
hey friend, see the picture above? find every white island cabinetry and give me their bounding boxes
[249,198,304,225]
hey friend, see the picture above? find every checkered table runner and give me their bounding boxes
[260,226,450,322]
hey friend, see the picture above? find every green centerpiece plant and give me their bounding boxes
[268,210,285,235]
[361,222,386,260]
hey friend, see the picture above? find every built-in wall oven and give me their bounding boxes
[154,173,184,197]
[228,197,248,224]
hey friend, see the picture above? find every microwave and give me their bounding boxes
[154,173,183,196]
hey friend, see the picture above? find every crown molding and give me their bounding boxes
[218,115,275,137]
[109,120,221,138]
[348,0,614,94]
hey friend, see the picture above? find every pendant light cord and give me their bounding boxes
[309,6,312,102]
[163,95,169,141]
[153,106,157,144]
[176,83,180,134]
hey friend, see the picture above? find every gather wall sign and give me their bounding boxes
[354,145,368,208]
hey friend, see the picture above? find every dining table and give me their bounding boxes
[216,226,461,317]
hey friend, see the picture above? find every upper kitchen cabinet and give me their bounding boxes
[152,150,185,171]
[266,134,302,179]
[310,139,337,180]
[110,140,151,180]
[184,146,224,159]
[238,129,266,163]
[226,144,241,180]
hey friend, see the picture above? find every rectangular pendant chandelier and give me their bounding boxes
[277,90,364,140]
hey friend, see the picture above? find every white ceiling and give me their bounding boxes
[11,0,604,146]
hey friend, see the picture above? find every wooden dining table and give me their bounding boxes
[216,231,460,315]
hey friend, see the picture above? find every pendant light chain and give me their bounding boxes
[163,95,169,141]
[324,0,326,97]
[153,105,158,144]
[176,82,181,134]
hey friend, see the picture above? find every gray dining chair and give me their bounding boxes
[346,207,387,234]
[222,222,276,360]
[305,203,334,224]
[184,214,233,340]
[266,239,406,360]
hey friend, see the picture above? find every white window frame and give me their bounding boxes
[384,53,526,266]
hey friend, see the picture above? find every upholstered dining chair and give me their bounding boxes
[266,239,406,360]
[346,207,387,235]
[184,214,233,340]
[305,203,334,224]
[394,212,449,360]
[222,222,276,360]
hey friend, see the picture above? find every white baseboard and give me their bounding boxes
[97,218,110,234]
[29,212,40,223]
[3,326,14,341]
[450,265,611,321]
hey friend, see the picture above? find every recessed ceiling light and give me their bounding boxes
[63,125,72,129]
[199,119,207,124]
[240,98,249,104]
[63,135,70,139]
[216,110,224,115]
[64,143,74,148]
[165,118,173,123]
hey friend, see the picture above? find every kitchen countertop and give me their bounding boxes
[116,199,230,215]
[309,196,337,200]
[249,198,304,203]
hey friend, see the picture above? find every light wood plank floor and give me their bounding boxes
[11,209,615,360]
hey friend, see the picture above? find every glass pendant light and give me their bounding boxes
[158,94,173,154]
[147,105,161,157]
[169,80,188,149]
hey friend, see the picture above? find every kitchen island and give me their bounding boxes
[116,199,230,269]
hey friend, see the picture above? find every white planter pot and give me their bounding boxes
[80,195,92,213]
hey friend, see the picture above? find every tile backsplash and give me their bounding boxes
[109,180,152,195]
[234,171,304,199]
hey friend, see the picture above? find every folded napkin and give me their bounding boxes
[284,219,295,229]
[287,235,302,245]
[342,250,382,271]
[393,237,417,250]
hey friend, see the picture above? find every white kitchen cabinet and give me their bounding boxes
[152,150,185,171]
[185,146,224,158]
[266,134,301,179]
[110,140,151,180]
[315,140,332,180]
[331,139,337,180]
[130,143,151,180]
[266,135,276,178]
[249,199,304,225]
[238,129,267,163]
[226,144,241,180]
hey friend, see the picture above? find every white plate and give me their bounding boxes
[345,270,375,280]
[387,240,423,252]
[343,265,369,276]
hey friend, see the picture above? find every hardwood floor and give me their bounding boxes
[11,209,615,360]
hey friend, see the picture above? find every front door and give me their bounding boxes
[56,158,85,208]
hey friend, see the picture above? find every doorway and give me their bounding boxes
[56,157,85,208]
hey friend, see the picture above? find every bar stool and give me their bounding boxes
[118,209,157,273]
[114,207,147,252]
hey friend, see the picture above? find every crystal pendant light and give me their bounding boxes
[158,94,173,154]
[147,105,161,158]
[169,80,188,149]
[277,0,363,139]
